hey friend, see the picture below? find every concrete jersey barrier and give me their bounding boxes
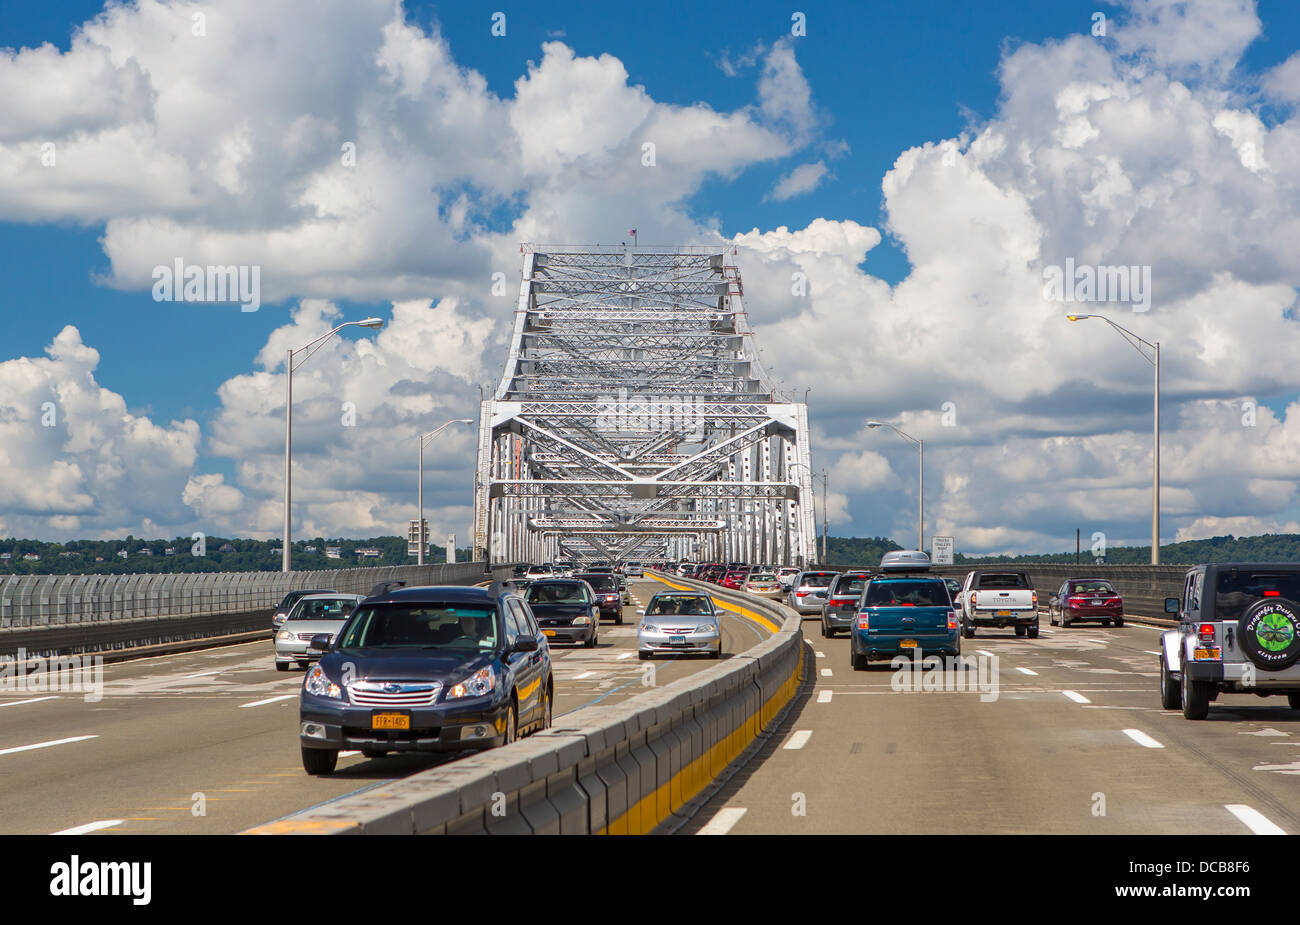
[243,571,806,835]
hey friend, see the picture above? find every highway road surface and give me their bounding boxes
[0,579,768,835]
[683,613,1300,835]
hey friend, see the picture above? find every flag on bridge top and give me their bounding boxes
[627,228,637,235]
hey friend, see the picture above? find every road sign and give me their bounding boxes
[931,535,954,565]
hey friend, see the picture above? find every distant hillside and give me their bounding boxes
[822,533,1300,567]
[0,535,474,575]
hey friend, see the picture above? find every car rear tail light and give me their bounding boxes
[970,592,977,608]
[1068,596,1087,605]
[1264,590,1281,597]
[1031,591,1038,606]
[948,611,959,630]
[796,591,807,597]
[857,615,870,631]
[1198,623,1215,640]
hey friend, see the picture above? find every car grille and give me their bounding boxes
[662,627,700,634]
[297,632,330,642]
[348,681,443,706]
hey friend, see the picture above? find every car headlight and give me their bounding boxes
[573,616,592,625]
[276,629,292,641]
[641,623,658,633]
[304,664,344,700]
[446,667,496,700]
[695,623,717,634]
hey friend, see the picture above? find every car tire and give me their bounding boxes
[851,646,868,671]
[1062,614,1072,628]
[1026,622,1039,639]
[638,651,650,660]
[962,620,975,639]
[1159,656,1182,710]
[301,747,338,776]
[585,631,597,649]
[615,612,624,626]
[1049,610,1058,626]
[1181,661,1210,720]
[1237,598,1300,672]
[711,645,722,660]
[1288,693,1300,711]
[503,702,518,746]
[1015,624,1027,637]
[541,684,553,730]
[1115,616,1125,628]
[296,660,309,670]
[1103,620,1112,627]
[275,660,289,672]
[820,620,828,638]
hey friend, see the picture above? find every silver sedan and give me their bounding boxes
[274,593,365,670]
[637,592,722,660]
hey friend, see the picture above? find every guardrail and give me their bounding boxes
[244,571,807,835]
[822,562,1187,623]
[0,562,512,659]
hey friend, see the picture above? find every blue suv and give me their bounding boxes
[298,584,552,775]
[850,552,961,669]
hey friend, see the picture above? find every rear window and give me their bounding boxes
[833,576,868,596]
[1215,572,1300,622]
[975,573,1030,590]
[865,580,949,607]
[526,583,589,604]
[800,573,835,588]
[1070,581,1115,594]
[580,575,616,592]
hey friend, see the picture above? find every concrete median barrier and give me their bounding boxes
[243,571,806,835]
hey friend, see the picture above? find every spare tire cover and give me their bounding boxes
[1238,598,1300,671]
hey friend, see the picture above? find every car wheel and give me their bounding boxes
[1062,614,1072,628]
[1103,619,1112,627]
[1026,622,1039,639]
[1181,661,1210,720]
[1288,693,1300,711]
[638,651,650,660]
[503,702,518,746]
[850,645,867,671]
[275,660,289,672]
[962,620,975,639]
[1115,616,1125,628]
[296,660,310,669]
[711,644,722,660]
[615,611,623,626]
[541,684,553,730]
[1015,624,1027,638]
[585,630,597,649]
[1159,656,1182,710]
[819,620,828,638]
[1049,610,1058,627]
[301,747,338,775]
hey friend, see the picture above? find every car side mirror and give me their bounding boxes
[1164,597,1180,614]
[307,633,332,654]
[515,635,539,652]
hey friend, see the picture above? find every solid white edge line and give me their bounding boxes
[1015,667,1038,675]
[0,696,59,708]
[51,819,124,835]
[697,807,747,835]
[238,693,298,708]
[817,690,833,703]
[1062,690,1091,704]
[0,735,98,756]
[784,729,812,750]
[1225,804,1286,835]
[1123,728,1165,748]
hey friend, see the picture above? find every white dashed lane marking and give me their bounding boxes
[784,730,812,750]
[1015,667,1038,676]
[817,690,833,703]
[0,735,98,757]
[1123,728,1164,749]
[51,819,124,835]
[697,807,747,835]
[1062,690,1091,704]
[1225,804,1286,835]
[239,694,297,708]
[0,696,59,708]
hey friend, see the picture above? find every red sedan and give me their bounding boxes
[1049,578,1124,627]
[721,569,749,590]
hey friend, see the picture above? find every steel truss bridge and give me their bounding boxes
[472,244,818,567]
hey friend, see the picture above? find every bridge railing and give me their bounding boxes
[0,562,513,658]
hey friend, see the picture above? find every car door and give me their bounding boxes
[503,600,538,727]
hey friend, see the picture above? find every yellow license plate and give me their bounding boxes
[996,610,1013,616]
[542,629,556,637]
[900,639,918,648]
[371,713,409,730]
[1194,647,1221,660]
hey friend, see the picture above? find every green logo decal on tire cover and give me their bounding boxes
[1256,612,1295,652]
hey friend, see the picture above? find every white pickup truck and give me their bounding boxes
[958,570,1039,638]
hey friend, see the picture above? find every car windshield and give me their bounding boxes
[801,573,835,588]
[1215,572,1300,622]
[647,596,711,616]
[976,573,1029,589]
[288,598,356,620]
[336,605,497,650]
[1071,581,1115,594]
[278,590,328,610]
[865,580,949,607]
[580,575,616,592]
[526,583,588,604]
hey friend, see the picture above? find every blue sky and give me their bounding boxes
[2,0,1299,551]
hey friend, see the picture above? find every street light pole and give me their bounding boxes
[865,420,924,552]
[1065,314,1161,564]
[282,317,385,573]
[417,419,474,565]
